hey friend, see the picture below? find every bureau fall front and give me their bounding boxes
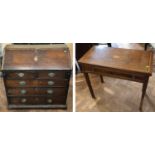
[2,44,72,109]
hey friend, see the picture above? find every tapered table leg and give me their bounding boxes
[107,43,112,47]
[84,73,96,99]
[100,75,104,83]
[139,77,149,111]
[144,43,149,51]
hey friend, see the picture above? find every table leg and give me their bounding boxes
[144,43,149,51]
[84,73,96,99]
[139,77,149,111]
[100,75,104,83]
[107,43,112,47]
[75,59,81,72]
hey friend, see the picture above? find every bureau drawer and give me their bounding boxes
[5,71,36,79]
[7,88,66,96]
[38,71,66,79]
[8,96,66,105]
[5,79,68,87]
[38,80,67,87]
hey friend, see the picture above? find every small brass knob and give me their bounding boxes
[48,72,55,77]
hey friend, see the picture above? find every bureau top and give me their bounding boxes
[2,44,72,70]
[79,46,153,75]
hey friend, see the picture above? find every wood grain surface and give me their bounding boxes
[3,44,71,70]
[79,46,153,74]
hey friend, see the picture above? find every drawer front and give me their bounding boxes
[9,97,66,105]
[82,64,145,82]
[37,80,67,87]
[38,71,66,79]
[7,88,66,96]
[5,71,36,79]
[37,88,66,96]
[5,79,67,87]
[9,97,44,104]
[92,67,145,82]
[5,71,70,80]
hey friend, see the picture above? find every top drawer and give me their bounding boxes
[5,71,36,79]
[4,71,70,79]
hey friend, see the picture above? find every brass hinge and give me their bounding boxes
[145,65,150,72]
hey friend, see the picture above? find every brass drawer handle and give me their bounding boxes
[48,81,54,86]
[21,98,27,103]
[19,81,26,86]
[47,99,52,103]
[20,89,27,94]
[17,73,25,77]
[48,72,55,77]
[47,89,53,94]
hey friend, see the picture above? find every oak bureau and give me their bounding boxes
[2,44,72,109]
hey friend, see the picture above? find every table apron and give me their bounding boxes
[81,65,149,83]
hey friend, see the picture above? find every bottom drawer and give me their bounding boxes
[8,96,66,105]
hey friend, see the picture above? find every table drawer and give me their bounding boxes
[8,96,66,105]
[5,79,67,87]
[91,66,145,82]
[5,71,36,79]
[7,88,66,96]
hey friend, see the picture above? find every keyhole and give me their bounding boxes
[34,56,38,62]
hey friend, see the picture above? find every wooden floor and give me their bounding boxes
[0,78,73,112]
[76,43,155,112]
